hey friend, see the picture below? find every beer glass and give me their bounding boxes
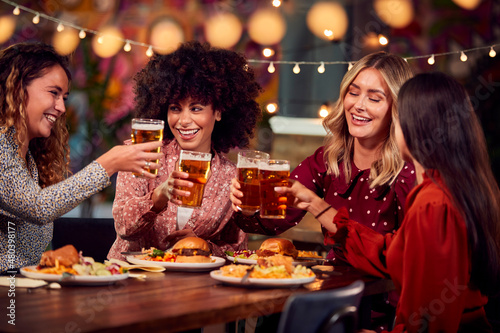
[131,118,164,177]
[236,150,270,215]
[258,159,290,219]
[178,150,211,208]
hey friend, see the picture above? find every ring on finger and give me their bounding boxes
[168,187,173,194]
[145,161,150,168]
[141,170,145,177]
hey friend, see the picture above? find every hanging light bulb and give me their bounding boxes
[78,30,86,39]
[293,63,300,74]
[348,62,354,71]
[378,34,388,45]
[13,6,20,15]
[268,62,276,73]
[262,48,274,57]
[317,61,325,74]
[57,22,64,32]
[146,46,154,57]
[32,13,40,24]
[97,35,104,44]
[319,104,329,118]
[266,103,278,113]
[427,54,435,65]
[460,51,467,62]
[489,47,496,58]
[272,0,281,7]
[123,41,131,52]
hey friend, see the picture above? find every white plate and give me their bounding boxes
[226,256,317,267]
[126,255,226,272]
[20,266,129,286]
[210,270,316,288]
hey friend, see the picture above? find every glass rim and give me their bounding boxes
[179,149,212,160]
[131,118,165,124]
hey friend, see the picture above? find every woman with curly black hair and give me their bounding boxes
[108,41,263,259]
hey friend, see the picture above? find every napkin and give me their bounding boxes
[0,276,47,288]
[106,258,165,272]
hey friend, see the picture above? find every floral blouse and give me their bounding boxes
[107,140,247,260]
[0,127,110,273]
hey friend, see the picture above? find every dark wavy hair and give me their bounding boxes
[398,72,500,296]
[133,40,263,153]
[0,42,72,187]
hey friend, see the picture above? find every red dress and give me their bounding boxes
[329,170,492,332]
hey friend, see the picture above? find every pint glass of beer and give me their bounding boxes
[258,159,290,219]
[178,150,211,208]
[237,150,270,215]
[131,118,164,177]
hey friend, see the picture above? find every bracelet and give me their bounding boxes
[315,205,332,219]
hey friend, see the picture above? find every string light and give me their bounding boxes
[427,54,435,65]
[293,63,300,74]
[97,35,104,44]
[262,48,274,57]
[460,51,467,62]
[489,47,496,58]
[0,0,497,75]
[123,41,132,52]
[378,34,388,46]
[32,13,40,24]
[268,62,276,73]
[317,61,325,73]
[266,103,278,113]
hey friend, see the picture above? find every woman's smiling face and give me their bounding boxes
[344,67,393,146]
[25,65,69,141]
[167,96,221,153]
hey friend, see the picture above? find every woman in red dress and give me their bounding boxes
[277,72,500,332]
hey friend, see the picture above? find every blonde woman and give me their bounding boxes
[231,52,416,263]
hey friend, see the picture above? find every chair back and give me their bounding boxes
[52,217,116,262]
[277,280,365,333]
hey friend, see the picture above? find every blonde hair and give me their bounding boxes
[322,52,413,187]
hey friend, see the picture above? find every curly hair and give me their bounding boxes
[133,41,263,153]
[322,52,413,188]
[0,42,72,188]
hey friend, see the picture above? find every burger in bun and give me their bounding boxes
[172,237,212,263]
[256,238,298,259]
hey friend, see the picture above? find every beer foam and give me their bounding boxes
[180,151,212,161]
[132,123,164,131]
[258,161,290,171]
[237,161,259,168]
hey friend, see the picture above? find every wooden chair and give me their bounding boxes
[51,217,116,262]
[277,280,365,333]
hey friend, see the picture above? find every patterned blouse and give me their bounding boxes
[233,146,416,261]
[0,127,110,273]
[107,140,248,260]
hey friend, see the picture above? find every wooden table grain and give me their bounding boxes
[0,265,393,333]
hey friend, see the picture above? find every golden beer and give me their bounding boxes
[131,118,164,176]
[237,150,269,215]
[258,160,290,219]
[178,150,211,208]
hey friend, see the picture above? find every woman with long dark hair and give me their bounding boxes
[278,72,500,331]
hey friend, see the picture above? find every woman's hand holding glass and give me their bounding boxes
[153,170,193,210]
[96,141,163,178]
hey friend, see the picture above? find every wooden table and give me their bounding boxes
[0,265,394,333]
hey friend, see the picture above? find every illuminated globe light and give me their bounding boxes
[52,29,80,55]
[428,54,435,65]
[489,47,496,58]
[306,2,348,41]
[150,19,185,55]
[263,48,275,57]
[378,34,388,46]
[0,16,16,44]
[205,12,242,49]
[248,8,286,45]
[451,0,481,10]
[272,0,281,7]
[293,63,300,74]
[79,30,86,39]
[266,103,278,114]
[56,22,64,32]
[268,62,276,73]
[460,51,467,62]
[319,105,329,118]
[32,13,40,24]
[92,26,124,58]
[374,0,414,29]
[317,61,325,73]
